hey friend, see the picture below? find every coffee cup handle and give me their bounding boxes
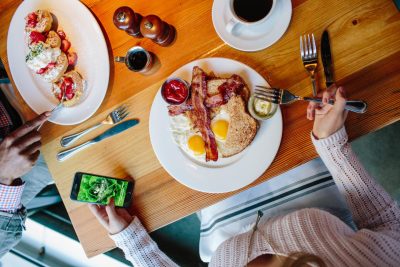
[226,18,238,33]
[114,56,126,63]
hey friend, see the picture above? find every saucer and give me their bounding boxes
[212,0,292,52]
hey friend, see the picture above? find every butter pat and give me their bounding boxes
[253,98,271,116]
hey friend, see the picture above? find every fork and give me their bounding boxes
[300,33,318,96]
[60,105,129,147]
[37,90,66,131]
[254,86,368,113]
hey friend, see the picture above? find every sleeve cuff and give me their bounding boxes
[110,216,144,243]
[311,126,348,148]
[0,181,25,212]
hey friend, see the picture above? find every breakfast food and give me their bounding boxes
[52,71,84,107]
[24,10,84,105]
[167,67,258,162]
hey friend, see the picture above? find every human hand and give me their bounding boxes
[0,112,50,185]
[89,198,133,235]
[307,85,348,139]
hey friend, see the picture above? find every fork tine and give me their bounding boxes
[115,105,128,115]
[303,35,308,59]
[254,89,277,98]
[255,86,280,94]
[254,95,279,104]
[119,111,130,120]
[312,33,317,57]
[307,34,312,59]
[300,36,304,58]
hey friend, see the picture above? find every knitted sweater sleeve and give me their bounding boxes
[312,126,400,233]
[110,217,178,267]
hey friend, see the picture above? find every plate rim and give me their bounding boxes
[149,57,283,193]
[6,0,110,125]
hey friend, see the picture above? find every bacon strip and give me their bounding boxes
[168,74,246,116]
[191,67,218,161]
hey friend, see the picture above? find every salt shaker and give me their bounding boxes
[140,15,176,47]
[113,6,143,38]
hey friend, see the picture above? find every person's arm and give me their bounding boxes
[308,86,400,232]
[89,200,178,267]
[0,113,49,258]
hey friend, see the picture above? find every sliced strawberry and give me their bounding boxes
[57,30,66,40]
[27,12,38,21]
[67,52,77,66]
[36,68,46,74]
[64,77,74,88]
[47,62,57,69]
[61,40,71,52]
[27,19,37,28]
[30,31,46,44]
[66,93,75,100]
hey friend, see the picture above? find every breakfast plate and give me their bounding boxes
[7,0,109,125]
[212,0,292,52]
[149,58,282,193]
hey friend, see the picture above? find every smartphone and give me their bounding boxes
[70,172,134,208]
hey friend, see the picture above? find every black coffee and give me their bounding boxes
[233,0,273,23]
[127,50,148,71]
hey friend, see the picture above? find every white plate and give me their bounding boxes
[149,58,282,193]
[7,0,109,125]
[212,0,292,52]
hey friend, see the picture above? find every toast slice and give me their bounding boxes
[216,95,258,158]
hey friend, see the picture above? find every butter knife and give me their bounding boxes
[321,30,334,88]
[57,119,139,162]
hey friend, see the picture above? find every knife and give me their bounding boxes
[321,30,334,88]
[57,119,139,162]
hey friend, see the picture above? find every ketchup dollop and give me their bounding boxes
[162,79,189,105]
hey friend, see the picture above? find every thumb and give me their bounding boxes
[105,198,119,220]
[333,87,346,114]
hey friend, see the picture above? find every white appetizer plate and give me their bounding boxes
[149,58,282,193]
[7,0,109,125]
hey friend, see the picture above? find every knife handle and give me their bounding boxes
[57,141,95,162]
[303,97,368,113]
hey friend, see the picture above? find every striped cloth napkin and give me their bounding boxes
[199,158,356,262]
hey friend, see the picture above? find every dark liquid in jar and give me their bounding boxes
[233,0,273,23]
[127,51,148,71]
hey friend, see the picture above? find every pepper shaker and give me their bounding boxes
[140,15,176,47]
[113,6,143,38]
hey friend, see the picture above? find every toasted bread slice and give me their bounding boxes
[215,95,258,158]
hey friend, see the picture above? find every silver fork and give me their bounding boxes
[254,86,368,113]
[37,90,66,131]
[60,105,129,147]
[300,33,318,96]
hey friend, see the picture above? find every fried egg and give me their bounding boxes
[170,114,206,160]
[211,109,230,143]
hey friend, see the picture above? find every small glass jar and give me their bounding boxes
[248,95,278,120]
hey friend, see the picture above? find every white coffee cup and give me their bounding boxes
[226,0,276,34]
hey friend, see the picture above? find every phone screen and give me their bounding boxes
[77,174,129,206]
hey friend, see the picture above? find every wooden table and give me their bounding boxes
[1,0,400,258]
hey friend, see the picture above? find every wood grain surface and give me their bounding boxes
[1,0,399,257]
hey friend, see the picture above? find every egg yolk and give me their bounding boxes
[188,135,206,155]
[212,120,229,140]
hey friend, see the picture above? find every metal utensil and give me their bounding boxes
[321,30,334,88]
[254,86,368,113]
[300,33,318,96]
[57,119,139,162]
[37,91,66,131]
[60,105,129,147]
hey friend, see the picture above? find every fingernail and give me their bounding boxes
[44,111,51,117]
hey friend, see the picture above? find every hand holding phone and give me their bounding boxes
[88,199,133,235]
[70,172,134,207]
